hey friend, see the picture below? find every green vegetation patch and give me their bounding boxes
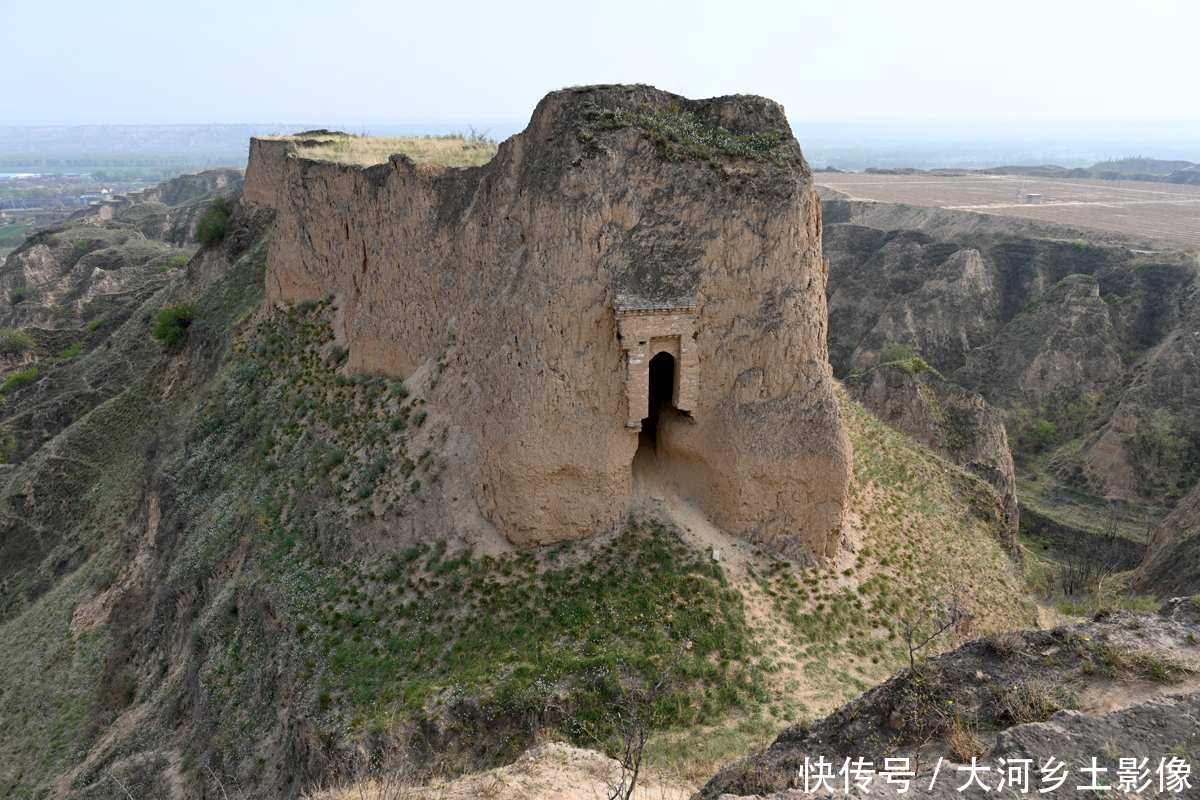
[1,366,38,395]
[583,103,802,170]
[0,329,33,356]
[0,226,31,246]
[316,522,761,736]
[195,196,232,247]
[152,301,195,350]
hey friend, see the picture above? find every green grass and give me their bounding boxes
[0,226,31,246]
[170,301,767,768]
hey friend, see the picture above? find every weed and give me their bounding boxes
[945,716,987,762]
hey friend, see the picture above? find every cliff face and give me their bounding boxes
[251,86,852,562]
[955,274,1124,402]
[823,205,1200,507]
[847,360,1019,549]
[1133,479,1200,597]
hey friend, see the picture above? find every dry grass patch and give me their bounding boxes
[274,133,498,168]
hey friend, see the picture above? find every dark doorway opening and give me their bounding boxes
[641,351,676,447]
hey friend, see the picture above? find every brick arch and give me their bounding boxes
[616,303,698,427]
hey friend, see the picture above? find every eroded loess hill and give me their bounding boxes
[822,199,1200,565]
[0,201,1032,798]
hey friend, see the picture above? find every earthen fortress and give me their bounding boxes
[243,86,852,563]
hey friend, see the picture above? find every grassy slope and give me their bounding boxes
[0,234,268,798]
[0,279,1037,797]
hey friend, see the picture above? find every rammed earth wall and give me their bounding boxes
[247,86,852,562]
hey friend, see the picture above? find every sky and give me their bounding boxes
[2,0,1199,134]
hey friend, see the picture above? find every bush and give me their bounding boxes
[160,254,190,273]
[321,449,346,470]
[0,329,33,356]
[195,197,232,247]
[152,301,196,350]
[88,318,104,331]
[10,287,29,305]
[880,342,916,363]
[55,341,82,359]
[1030,418,1060,449]
[2,366,39,395]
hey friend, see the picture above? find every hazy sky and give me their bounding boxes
[3,0,1198,127]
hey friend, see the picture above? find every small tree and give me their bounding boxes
[570,638,691,800]
[153,301,195,350]
[195,197,232,247]
[1030,418,1060,449]
[900,587,971,671]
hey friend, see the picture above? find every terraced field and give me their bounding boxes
[814,172,1200,249]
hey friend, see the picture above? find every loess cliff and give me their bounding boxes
[248,86,853,563]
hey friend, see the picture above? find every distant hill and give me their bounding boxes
[865,161,1200,186]
[1089,157,1195,175]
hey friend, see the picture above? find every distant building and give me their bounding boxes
[1026,193,1043,204]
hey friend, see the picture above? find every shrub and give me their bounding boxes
[10,286,29,304]
[152,301,196,350]
[0,329,33,355]
[880,342,916,363]
[55,341,82,359]
[88,318,104,331]
[2,367,39,395]
[321,449,346,470]
[161,254,189,273]
[1030,419,1060,449]
[195,197,232,247]
[0,434,16,463]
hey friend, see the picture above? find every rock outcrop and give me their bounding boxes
[954,274,1123,404]
[247,86,852,562]
[697,599,1200,799]
[846,360,1018,548]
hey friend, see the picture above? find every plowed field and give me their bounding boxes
[814,173,1200,249]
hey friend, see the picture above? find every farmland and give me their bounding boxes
[814,172,1200,249]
